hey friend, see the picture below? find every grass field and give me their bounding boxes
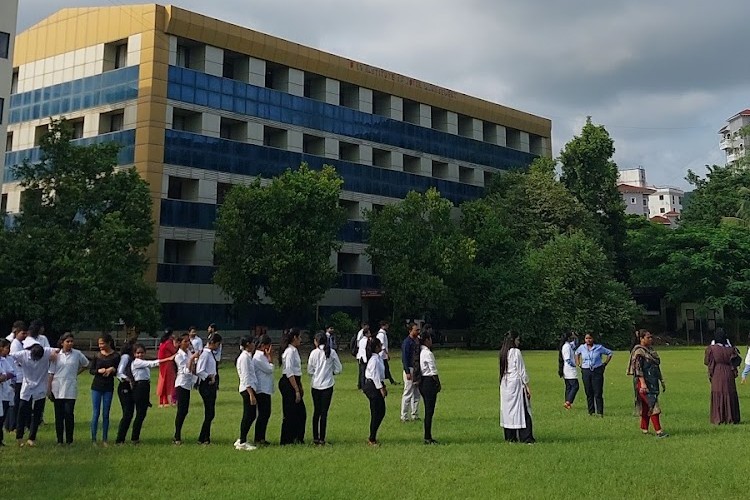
[3,347,749,499]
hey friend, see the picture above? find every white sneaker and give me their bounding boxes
[233,439,241,449]
[239,442,257,451]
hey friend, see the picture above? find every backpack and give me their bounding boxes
[411,339,422,385]
[350,335,358,357]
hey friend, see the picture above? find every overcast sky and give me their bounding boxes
[16,0,750,189]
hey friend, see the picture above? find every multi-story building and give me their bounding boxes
[3,5,551,330]
[617,167,683,221]
[0,0,19,201]
[719,109,750,165]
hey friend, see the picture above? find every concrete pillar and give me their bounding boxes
[359,88,373,113]
[325,137,339,159]
[358,145,373,166]
[470,118,483,140]
[419,157,431,176]
[247,122,264,145]
[168,36,177,66]
[286,130,303,153]
[127,34,141,67]
[311,78,340,105]
[390,152,404,172]
[123,104,137,129]
[248,57,266,87]
[203,46,224,77]
[194,239,215,266]
[165,105,174,129]
[519,131,530,153]
[446,163,460,182]
[484,124,506,146]
[202,113,221,138]
[419,104,431,128]
[282,68,304,97]
[82,112,100,139]
[446,111,458,135]
[198,179,217,204]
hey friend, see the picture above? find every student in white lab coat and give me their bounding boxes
[499,331,534,444]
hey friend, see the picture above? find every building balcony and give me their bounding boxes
[720,138,734,150]
[727,151,745,164]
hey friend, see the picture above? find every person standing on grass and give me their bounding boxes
[48,333,89,445]
[558,330,579,410]
[279,328,306,445]
[128,343,175,444]
[325,326,338,351]
[308,331,342,446]
[156,329,177,408]
[418,330,441,445]
[627,330,669,438]
[173,334,199,445]
[8,340,58,447]
[189,326,203,354]
[401,323,421,423]
[235,336,258,451]
[364,336,387,446]
[0,339,15,446]
[356,325,371,390]
[740,333,750,384]
[196,334,222,445]
[705,328,741,425]
[253,334,274,446]
[90,333,119,446]
[207,323,223,363]
[575,333,613,417]
[115,342,136,444]
[377,321,398,385]
[499,331,535,444]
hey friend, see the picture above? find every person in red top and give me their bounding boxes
[156,329,177,407]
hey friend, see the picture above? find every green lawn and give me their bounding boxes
[4,347,748,499]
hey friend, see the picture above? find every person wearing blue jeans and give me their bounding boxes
[89,334,119,445]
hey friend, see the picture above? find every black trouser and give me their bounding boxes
[115,382,135,443]
[254,393,271,443]
[53,398,76,444]
[16,398,45,441]
[503,399,534,443]
[0,400,8,443]
[279,375,306,445]
[364,380,386,442]
[384,360,397,383]
[564,378,579,405]
[173,386,191,442]
[239,390,257,444]
[6,383,21,431]
[581,366,605,415]
[419,376,439,441]
[358,360,366,390]
[131,381,151,442]
[198,379,218,443]
[311,387,334,442]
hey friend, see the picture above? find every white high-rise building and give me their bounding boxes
[0,0,19,204]
[617,167,683,221]
[719,109,750,165]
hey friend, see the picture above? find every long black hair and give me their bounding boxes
[98,333,115,352]
[366,337,382,360]
[314,331,331,359]
[120,341,134,381]
[160,329,174,344]
[499,331,520,381]
[279,328,300,364]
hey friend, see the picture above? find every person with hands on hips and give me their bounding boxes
[575,333,613,417]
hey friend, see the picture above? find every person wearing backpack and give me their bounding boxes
[400,323,421,423]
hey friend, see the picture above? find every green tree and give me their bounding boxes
[364,187,476,320]
[214,163,346,322]
[559,117,627,273]
[0,119,160,332]
[682,164,750,228]
[525,232,640,347]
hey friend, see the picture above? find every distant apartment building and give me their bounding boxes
[719,109,750,165]
[617,167,683,224]
[0,0,19,200]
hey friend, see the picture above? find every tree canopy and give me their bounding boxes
[0,119,160,333]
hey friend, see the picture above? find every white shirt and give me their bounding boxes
[5,332,14,341]
[0,357,17,402]
[745,346,750,366]
[365,354,385,390]
[196,347,218,382]
[253,350,275,395]
[10,338,24,354]
[282,346,302,377]
[131,358,161,382]
[237,350,258,393]
[562,342,578,379]
[174,349,196,390]
[420,346,438,376]
[9,348,56,401]
[190,336,203,353]
[356,336,369,361]
[49,349,89,399]
[377,329,389,360]
[307,346,342,390]
[356,329,364,343]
